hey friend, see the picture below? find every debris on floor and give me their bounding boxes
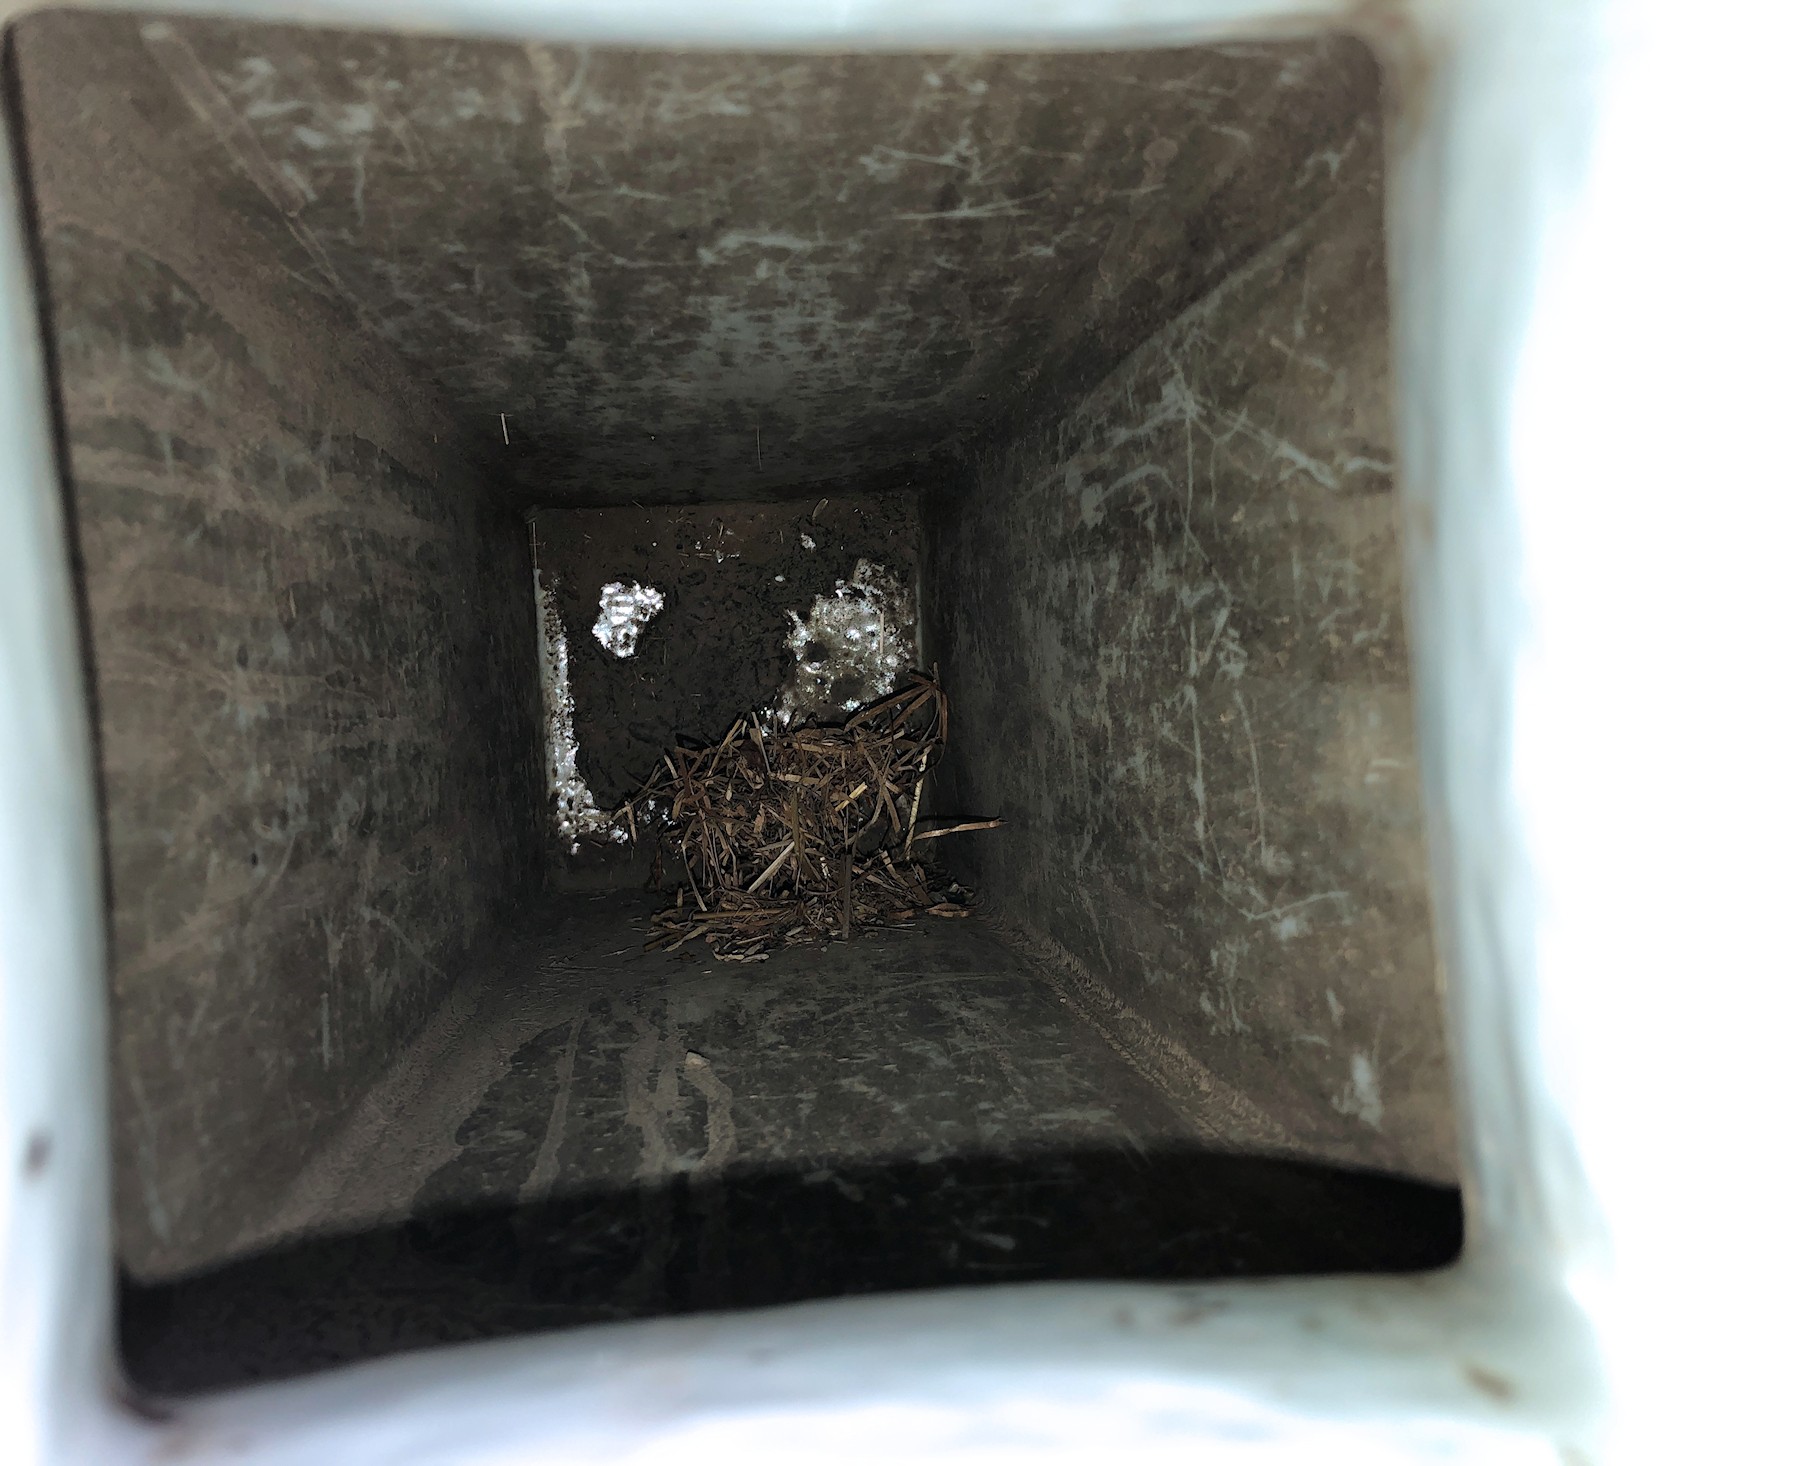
[615,672,1001,960]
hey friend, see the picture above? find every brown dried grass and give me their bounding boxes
[618,673,999,961]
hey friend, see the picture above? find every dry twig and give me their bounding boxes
[614,674,997,961]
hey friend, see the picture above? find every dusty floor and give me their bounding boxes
[120,895,1461,1394]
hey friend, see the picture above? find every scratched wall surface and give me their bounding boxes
[12,14,546,1281]
[922,60,1457,1185]
[13,6,1451,1288]
[48,15,1388,504]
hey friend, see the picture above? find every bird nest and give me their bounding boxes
[616,673,999,961]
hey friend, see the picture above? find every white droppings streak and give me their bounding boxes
[534,570,627,852]
[777,559,915,726]
[592,579,665,658]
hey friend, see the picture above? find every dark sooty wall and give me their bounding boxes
[25,18,1393,503]
[923,44,1456,1184]
[11,13,545,1281]
[12,6,1454,1288]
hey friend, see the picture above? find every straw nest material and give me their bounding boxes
[616,673,1000,961]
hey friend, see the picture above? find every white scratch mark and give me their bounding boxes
[1333,1051,1384,1128]
[893,194,1047,222]
[123,1058,173,1243]
[1233,687,1268,864]
[358,906,448,988]
[521,1016,583,1203]
[683,1050,737,1173]
[622,1022,680,1178]
[1247,890,1351,923]
[524,43,586,196]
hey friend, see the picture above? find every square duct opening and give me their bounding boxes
[6,9,1459,1394]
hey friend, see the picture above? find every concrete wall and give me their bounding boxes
[922,48,1456,1184]
[11,13,545,1280]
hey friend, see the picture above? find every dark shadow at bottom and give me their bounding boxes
[121,1142,1462,1395]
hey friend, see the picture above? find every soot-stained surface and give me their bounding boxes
[36,13,1384,503]
[9,14,547,1281]
[120,895,1462,1394]
[534,493,920,881]
[921,46,1457,1186]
